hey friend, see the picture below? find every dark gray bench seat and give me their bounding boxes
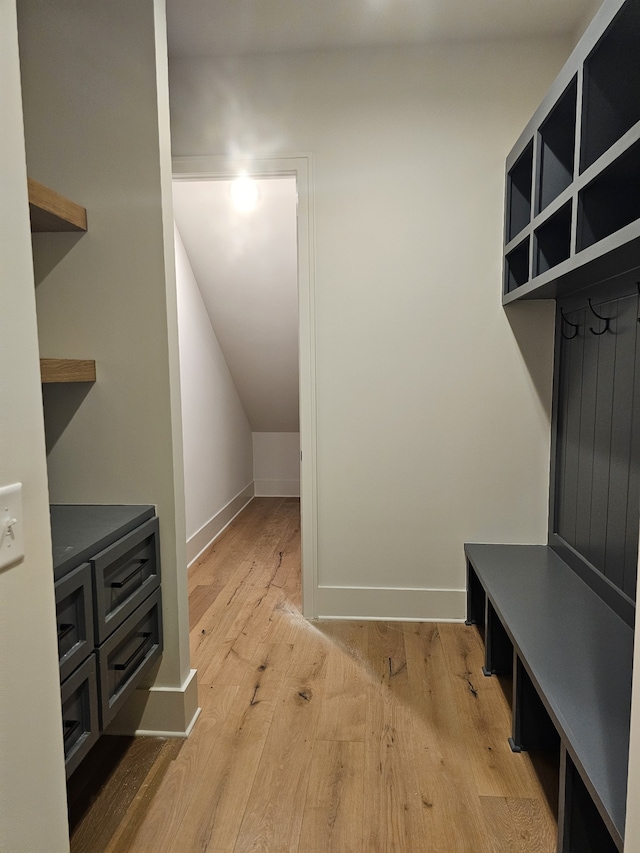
[465,543,633,852]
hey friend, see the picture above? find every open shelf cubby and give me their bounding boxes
[537,77,577,214]
[506,140,533,242]
[580,0,640,172]
[534,201,572,276]
[504,237,530,293]
[577,137,640,251]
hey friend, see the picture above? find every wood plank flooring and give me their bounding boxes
[70,497,558,852]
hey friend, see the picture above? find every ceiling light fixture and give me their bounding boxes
[230,174,259,212]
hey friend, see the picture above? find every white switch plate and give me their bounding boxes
[0,482,24,571]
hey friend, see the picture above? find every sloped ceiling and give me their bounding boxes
[166,0,599,58]
[173,176,299,432]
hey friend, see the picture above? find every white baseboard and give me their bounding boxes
[315,586,466,621]
[187,482,254,566]
[106,668,200,738]
[254,478,300,497]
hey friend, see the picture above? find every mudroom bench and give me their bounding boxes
[465,543,633,853]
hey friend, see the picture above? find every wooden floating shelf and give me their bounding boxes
[28,177,87,233]
[40,359,96,384]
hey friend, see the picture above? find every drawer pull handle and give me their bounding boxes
[58,623,75,642]
[110,559,149,589]
[63,719,80,743]
[113,632,152,671]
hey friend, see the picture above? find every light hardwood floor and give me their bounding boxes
[70,497,558,852]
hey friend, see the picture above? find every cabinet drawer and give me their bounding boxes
[61,653,99,779]
[55,562,93,683]
[92,516,160,644]
[97,587,163,728]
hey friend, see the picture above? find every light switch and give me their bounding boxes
[0,483,24,571]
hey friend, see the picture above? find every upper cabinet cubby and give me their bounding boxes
[580,0,640,172]
[502,0,640,304]
[28,178,87,232]
[534,201,572,276]
[506,141,533,242]
[537,78,577,214]
[578,138,640,251]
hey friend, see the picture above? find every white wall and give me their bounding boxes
[18,0,195,735]
[253,432,300,496]
[0,2,69,848]
[175,225,254,563]
[170,39,568,619]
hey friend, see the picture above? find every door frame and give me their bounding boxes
[172,154,318,617]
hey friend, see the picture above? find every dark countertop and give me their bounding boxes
[51,504,155,581]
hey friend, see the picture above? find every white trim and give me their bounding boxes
[254,478,300,497]
[173,155,318,618]
[316,615,466,624]
[126,707,202,740]
[106,668,200,737]
[186,482,254,567]
[315,586,466,621]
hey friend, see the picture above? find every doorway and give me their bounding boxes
[172,155,317,617]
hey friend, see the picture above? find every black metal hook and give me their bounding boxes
[636,282,640,323]
[588,299,610,336]
[560,308,579,340]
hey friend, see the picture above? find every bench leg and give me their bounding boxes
[483,599,512,677]
[509,654,559,753]
[558,745,572,853]
[465,559,485,628]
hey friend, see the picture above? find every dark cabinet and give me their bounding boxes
[60,654,99,778]
[55,561,93,683]
[97,587,162,728]
[52,505,163,777]
[91,517,160,644]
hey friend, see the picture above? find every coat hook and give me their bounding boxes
[560,308,579,340]
[588,298,609,336]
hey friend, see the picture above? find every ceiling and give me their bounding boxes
[173,177,299,433]
[166,0,599,58]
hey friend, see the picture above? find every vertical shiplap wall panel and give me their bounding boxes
[553,290,640,603]
[554,312,573,540]
[605,296,636,591]
[557,308,585,547]
[589,303,617,571]
[575,311,598,557]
